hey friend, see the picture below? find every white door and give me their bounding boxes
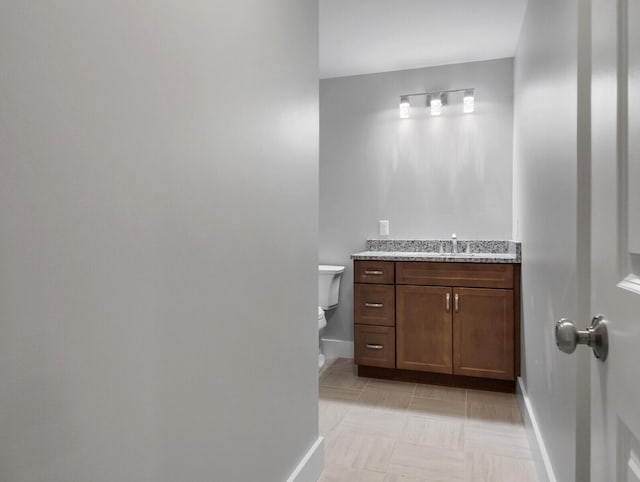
[591,0,640,480]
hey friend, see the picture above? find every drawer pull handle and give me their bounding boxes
[365,302,384,308]
[364,270,384,276]
[365,344,384,350]
[454,293,459,312]
[445,293,451,312]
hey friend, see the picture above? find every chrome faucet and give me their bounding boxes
[451,233,458,255]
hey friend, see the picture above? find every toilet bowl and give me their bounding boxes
[318,307,327,369]
[318,265,344,370]
[318,306,327,331]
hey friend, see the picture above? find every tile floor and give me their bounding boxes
[318,358,538,482]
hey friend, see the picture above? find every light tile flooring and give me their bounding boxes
[318,358,538,482]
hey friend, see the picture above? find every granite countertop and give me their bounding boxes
[351,239,521,264]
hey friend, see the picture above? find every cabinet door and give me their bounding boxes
[396,285,453,374]
[453,288,514,380]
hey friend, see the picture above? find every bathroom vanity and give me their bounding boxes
[351,240,521,392]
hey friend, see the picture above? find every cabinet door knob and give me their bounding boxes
[365,302,384,308]
[445,292,451,312]
[365,344,384,350]
[454,293,459,312]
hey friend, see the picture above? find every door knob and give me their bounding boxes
[555,315,609,361]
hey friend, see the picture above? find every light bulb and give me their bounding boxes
[430,97,442,116]
[399,96,410,119]
[463,90,475,113]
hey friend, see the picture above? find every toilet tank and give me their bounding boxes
[318,265,345,310]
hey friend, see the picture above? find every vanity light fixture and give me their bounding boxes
[398,88,475,118]
[429,93,447,116]
[463,89,475,113]
[429,96,442,116]
[399,96,410,119]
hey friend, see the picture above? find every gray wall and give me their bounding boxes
[513,0,591,481]
[0,2,319,481]
[320,59,514,342]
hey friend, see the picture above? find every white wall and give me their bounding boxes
[320,59,514,342]
[0,2,320,481]
[513,0,591,481]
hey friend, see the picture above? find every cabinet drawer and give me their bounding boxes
[354,261,395,284]
[354,284,395,326]
[396,262,514,289]
[354,325,395,368]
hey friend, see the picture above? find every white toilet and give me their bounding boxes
[318,265,345,370]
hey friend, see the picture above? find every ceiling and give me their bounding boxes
[319,0,528,79]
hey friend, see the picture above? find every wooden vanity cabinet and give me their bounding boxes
[354,260,519,385]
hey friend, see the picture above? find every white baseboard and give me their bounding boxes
[516,377,557,482]
[321,338,354,359]
[286,436,324,482]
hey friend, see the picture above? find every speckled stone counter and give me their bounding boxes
[351,239,521,264]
